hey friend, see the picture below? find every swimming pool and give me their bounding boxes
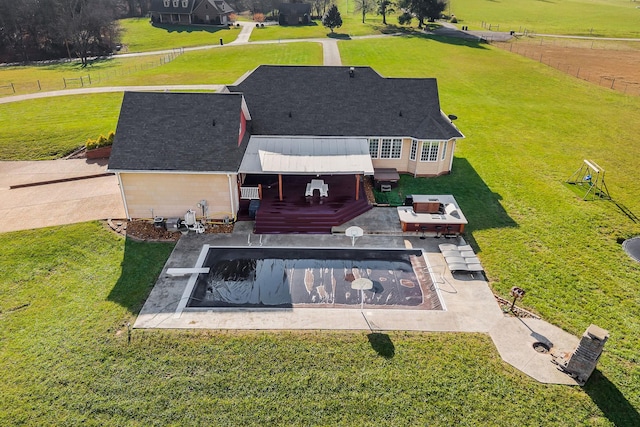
[187,247,443,310]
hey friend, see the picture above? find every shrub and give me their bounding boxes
[229,13,237,22]
[451,15,458,23]
[85,131,115,150]
[398,12,412,26]
[253,13,265,22]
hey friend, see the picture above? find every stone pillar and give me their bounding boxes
[556,324,609,385]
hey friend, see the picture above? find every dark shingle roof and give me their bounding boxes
[278,3,312,14]
[150,0,195,13]
[227,65,463,140]
[108,92,248,172]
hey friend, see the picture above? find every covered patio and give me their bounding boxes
[237,136,375,233]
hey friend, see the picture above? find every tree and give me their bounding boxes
[354,0,375,24]
[311,0,331,18]
[397,0,446,28]
[58,0,120,66]
[377,0,395,25]
[322,4,342,33]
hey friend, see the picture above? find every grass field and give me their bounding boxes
[1,14,640,426]
[0,54,185,97]
[0,223,635,425]
[118,17,241,52]
[0,93,123,159]
[0,44,321,159]
[450,0,640,37]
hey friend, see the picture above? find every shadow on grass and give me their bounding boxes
[327,32,351,39]
[107,237,175,314]
[583,369,640,426]
[152,22,231,34]
[398,30,490,50]
[374,156,517,238]
[368,333,395,358]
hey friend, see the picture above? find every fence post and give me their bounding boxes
[37,80,41,91]
[11,82,15,93]
[87,74,91,84]
[63,78,67,88]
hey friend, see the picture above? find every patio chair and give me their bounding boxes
[441,249,462,258]
[447,262,470,273]
[445,256,467,265]
[439,243,458,252]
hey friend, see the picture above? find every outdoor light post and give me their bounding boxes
[509,286,526,313]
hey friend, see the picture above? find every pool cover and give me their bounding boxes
[188,247,442,310]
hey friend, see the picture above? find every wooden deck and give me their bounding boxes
[239,175,372,233]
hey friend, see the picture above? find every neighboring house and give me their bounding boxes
[150,0,234,25]
[108,65,463,232]
[278,3,312,25]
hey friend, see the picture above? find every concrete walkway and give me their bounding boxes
[135,214,581,385]
[0,159,125,233]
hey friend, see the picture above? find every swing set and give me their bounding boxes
[565,160,611,201]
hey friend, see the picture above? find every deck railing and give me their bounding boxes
[240,185,261,200]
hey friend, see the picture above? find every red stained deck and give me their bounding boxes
[239,175,371,234]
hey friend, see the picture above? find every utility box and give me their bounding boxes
[166,218,180,232]
[248,200,260,219]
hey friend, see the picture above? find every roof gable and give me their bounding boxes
[278,3,312,14]
[150,0,196,13]
[109,92,248,172]
[227,65,463,140]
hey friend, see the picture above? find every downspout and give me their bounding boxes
[448,139,456,173]
[227,173,236,219]
[116,173,131,220]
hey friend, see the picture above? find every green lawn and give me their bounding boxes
[0,93,123,159]
[118,17,241,52]
[101,42,322,86]
[0,44,321,160]
[2,25,640,425]
[450,0,640,37]
[0,223,634,425]
[0,54,181,96]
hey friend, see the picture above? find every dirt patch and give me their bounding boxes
[493,38,640,96]
[107,219,234,242]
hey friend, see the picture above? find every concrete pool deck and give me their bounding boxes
[134,215,581,385]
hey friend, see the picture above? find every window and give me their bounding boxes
[182,0,188,7]
[164,0,169,6]
[369,138,379,158]
[379,138,402,159]
[173,0,178,7]
[380,138,392,158]
[371,137,401,159]
[441,140,447,160]
[420,141,439,162]
[410,140,417,161]
[391,138,402,158]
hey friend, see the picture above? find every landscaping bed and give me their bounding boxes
[108,219,234,241]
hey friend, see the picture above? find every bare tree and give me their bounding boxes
[58,0,119,66]
[354,0,375,23]
[311,0,331,18]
